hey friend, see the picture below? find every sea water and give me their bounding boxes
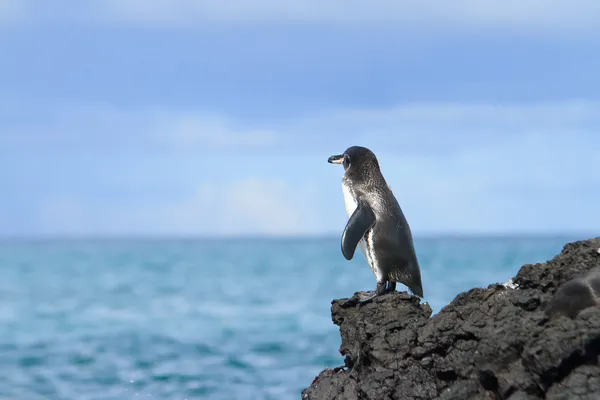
[0,236,584,399]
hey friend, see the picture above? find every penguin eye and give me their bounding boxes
[343,154,351,169]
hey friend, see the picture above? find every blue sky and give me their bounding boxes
[2,1,600,237]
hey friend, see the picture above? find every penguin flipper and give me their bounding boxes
[341,201,376,260]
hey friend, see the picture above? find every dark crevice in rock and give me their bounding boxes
[478,369,498,392]
[540,334,600,390]
[436,369,458,382]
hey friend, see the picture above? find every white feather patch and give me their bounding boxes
[366,230,382,281]
[342,180,357,217]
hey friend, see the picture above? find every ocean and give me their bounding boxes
[0,236,586,399]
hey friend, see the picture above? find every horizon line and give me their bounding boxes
[0,231,596,242]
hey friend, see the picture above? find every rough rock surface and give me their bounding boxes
[302,238,600,400]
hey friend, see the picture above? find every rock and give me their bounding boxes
[544,266,600,319]
[302,238,600,400]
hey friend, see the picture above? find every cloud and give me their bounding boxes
[0,103,280,152]
[319,101,600,131]
[4,99,600,236]
[291,101,600,234]
[157,179,324,236]
[5,99,599,155]
[71,0,600,33]
[30,180,324,237]
[0,0,22,24]
[375,131,600,234]
[152,114,279,150]
[283,100,600,155]
[3,1,600,34]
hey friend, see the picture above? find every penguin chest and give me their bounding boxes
[342,180,357,217]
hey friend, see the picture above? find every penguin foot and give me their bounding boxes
[358,293,377,304]
[356,281,391,304]
[357,292,377,303]
[386,281,396,293]
[358,281,386,303]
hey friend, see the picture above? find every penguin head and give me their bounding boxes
[328,146,379,173]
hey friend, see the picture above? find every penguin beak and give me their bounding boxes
[328,154,344,164]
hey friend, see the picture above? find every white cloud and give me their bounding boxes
[3,1,600,34]
[151,113,279,150]
[4,98,600,236]
[158,179,324,236]
[292,100,600,234]
[33,180,324,236]
[302,100,600,130]
[375,130,600,234]
[5,99,599,154]
[85,0,600,33]
[0,104,280,151]
[217,179,311,235]
[284,100,600,155]
[0,0,22,24]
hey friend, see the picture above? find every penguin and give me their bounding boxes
[328,146,424,300]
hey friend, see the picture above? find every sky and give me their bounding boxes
[1,1,600,237]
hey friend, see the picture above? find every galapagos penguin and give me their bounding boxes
[328,146,424,300]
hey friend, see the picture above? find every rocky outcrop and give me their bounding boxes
[302,238,600,400]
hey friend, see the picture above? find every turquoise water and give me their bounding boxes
[0,236,586,399]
